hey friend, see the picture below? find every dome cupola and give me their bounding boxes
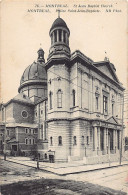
[37,48,45,63]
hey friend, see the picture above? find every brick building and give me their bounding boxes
[0,16,125,163]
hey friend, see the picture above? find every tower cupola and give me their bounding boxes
[47,16,70,62]
[37,48,45,63]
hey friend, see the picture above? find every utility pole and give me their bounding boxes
[120,93,124,165]
[3,105,7,160]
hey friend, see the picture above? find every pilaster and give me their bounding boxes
[98,127,100,151]
[104,128,106,152]
[94,126,98,152]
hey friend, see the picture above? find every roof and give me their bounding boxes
[50,17,69,33]
[13,93,34,104]
[20,61,47,85]
[6,123,38,128]
[4,93,34,107]
[70,50,124,91]
[7,138,18,143]
[35,96,48,105]
[106,116,119,124]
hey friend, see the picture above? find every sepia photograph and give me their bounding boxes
[0,0,128,194]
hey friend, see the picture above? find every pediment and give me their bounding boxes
[95,63,119,83]
[106,116,118,125]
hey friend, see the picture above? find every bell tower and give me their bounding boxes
[46,16,71,162]
[47,16,70,62]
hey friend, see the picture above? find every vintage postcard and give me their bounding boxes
[0,0,128,194]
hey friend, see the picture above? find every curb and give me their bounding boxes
[4,158,128,176]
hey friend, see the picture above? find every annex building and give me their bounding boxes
[0,16,125,163]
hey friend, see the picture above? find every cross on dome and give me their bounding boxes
[57,9,60,18]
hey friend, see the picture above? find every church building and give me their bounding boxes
[0,16,125,163]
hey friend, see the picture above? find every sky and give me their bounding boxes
[1,0,127,103]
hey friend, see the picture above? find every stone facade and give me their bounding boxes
[0,17,125,163]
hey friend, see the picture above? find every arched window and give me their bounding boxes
[57,89,62,108]
[73,136,77,145]
[87,136,89,145]
[25,138,28,145]
[49,91,53,109]
[45,153,47,159]
[58,136,62,145]
[72,90,76,107]
[103,95,108,114]
[81,136,84,145]
[96,96,99,110]
[50,136,53,145]
[29,138,31,145]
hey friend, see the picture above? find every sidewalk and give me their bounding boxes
[1,156,128,176]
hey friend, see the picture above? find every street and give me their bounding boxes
[67,165,128,193]
[0,160,127,194]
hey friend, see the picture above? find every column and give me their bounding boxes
[66,33,68,44]
[115,130,117,149]
[115,130,117,153]
[53,32,55,44]
[104,128,106,153]
[94,127,98,151]
[43,121,46,140]
[98,127,100,151]
[61,30,64,42]
[119,130,121,150]
[51,33,53,45]
[92,77,95,112]
[100,82,103,113]
[57,30,59,42]
[113,130,115,152]
[106,128,108,153]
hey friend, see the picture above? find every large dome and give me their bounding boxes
[18,49,47,102]
[20,61,47,86]
[50,17,69,33]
